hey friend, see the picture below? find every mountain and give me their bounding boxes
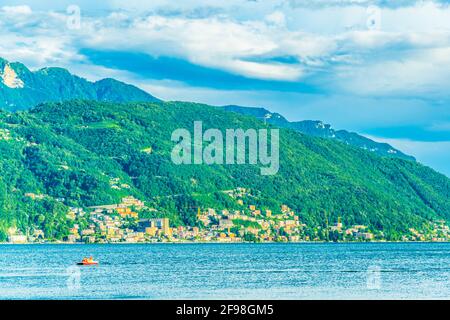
[0,57,416,162]
[223,105,415,161]
[0,57,159,111]
[0,100,449,241]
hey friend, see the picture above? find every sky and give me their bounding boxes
[0,0,450,176]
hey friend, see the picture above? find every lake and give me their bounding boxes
[0,243,449,299]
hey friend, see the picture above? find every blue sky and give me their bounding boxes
[1,0,450,176]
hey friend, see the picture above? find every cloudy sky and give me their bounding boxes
[1,0,450,176]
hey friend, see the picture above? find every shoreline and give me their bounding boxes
[1,240,449,245]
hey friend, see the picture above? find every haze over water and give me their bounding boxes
[0,243,449,299]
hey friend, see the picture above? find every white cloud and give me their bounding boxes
[1,5,32,15]
[334,45,450,98]
[0,0,449,94]
[265,11,286,28]
[79,15,326,81]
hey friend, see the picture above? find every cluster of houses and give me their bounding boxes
[5,191,450,243]
[404,220,450,242]
[67,196,155,243]
[330,222,375,240]
[196,204,304,242]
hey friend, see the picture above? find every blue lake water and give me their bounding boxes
[0,243,449,299]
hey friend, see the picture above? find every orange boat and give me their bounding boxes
[77,257,98,265]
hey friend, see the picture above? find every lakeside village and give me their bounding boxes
[6,188,450,244]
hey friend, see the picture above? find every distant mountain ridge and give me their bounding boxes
[223,105,415,161]
[0,57,160,111]
[0,57,414,161]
